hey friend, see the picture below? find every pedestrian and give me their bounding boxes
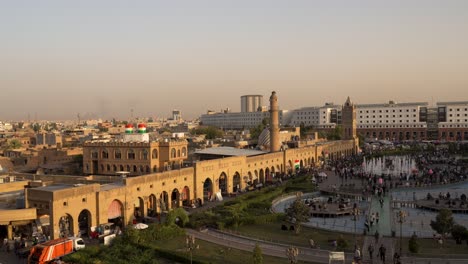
[367,243,374,260]
[376,212,380,224]
[379,244,386,263]
[374,230,380,243]
[393,252,400,264]
[354,246,361,263]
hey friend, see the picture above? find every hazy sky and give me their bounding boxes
[1,1,468,121]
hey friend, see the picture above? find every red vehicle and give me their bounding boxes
[28,237,85,264]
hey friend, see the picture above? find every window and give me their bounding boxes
[91,151,98,159]
[115,150,122,159]
[171,148,176,158]
[142,149,149,160]
[128,149,135,159]
[102,150,109,159]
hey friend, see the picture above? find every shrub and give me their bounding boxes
[408,234,420,253]
[336,236,348,251]
[165,208,189,227]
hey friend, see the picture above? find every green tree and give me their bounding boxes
[31,123,41,133]
[7,139,22,149]
[192,126,223,139]
[408,233,420,253]
[250,118,269,140]
[451,224,468,244]
[165,208,189,227]
[285,195,310,234]
[430,208,454,237]
[327,125,343,140]
[252,243,263,264]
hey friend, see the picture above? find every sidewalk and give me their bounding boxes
[186,228,355,264]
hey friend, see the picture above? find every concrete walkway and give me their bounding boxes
[186,228,355,264]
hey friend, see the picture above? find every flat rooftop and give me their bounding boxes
[195,147,267,157]
[34,184,76,192]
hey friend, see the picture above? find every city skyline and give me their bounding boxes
[1,1,468,121]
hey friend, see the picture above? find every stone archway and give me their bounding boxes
[182,186,190,206]
[134,197,145,220]
[253,170,259,185]
[160,192,169,212]
[265,167,270,183]
[259,169,265,184]
[203,178,213,202]
[171,189,180,208]
[232,172,241,192]
[59,214,73,238]
[300,160,304,169]
[219,172,228,195]
[148,194,157,217]
[78,210,92,237]
[108,199,124,228]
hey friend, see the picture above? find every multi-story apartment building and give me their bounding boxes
[288,103,341,129]
[356,101,428,140]
[200,110,290,130]
[436,101,468,141]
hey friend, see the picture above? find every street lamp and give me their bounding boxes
[397,210,406,257]
[286,246,299,264]
[186,235,197,264]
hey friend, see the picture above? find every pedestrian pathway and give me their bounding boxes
[186,228,356,264]
[369,196,392,237]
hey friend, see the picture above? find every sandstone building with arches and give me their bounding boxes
[24,93,359,239]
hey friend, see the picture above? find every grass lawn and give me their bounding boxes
[399,237,468,256]
[153,235,317,264]
[229,221,361,252]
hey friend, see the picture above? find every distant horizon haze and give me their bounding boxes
[1,1,468,121]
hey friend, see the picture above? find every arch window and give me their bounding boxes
[91,150,98,159]
[171,148,176,158]
[115,149,122,159]
[182,147,187,157]
[177,149,181,157]
[128,149,135,160]
[102,150,109,159]
[152,149,158,159]
[142,149,149,160]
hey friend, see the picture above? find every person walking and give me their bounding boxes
[354,246,361,263]
[376,212,380,224]
[379,244,386,263]
[367,243,374,260]
[374,230,380,243]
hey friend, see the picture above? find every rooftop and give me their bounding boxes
[34,184,76,192]
[195,146,267,157]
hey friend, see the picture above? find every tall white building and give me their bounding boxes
[200,110,290,129]
[288,104,341,129]
[356,101,428,129]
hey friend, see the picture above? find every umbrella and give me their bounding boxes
[133,223,149,230]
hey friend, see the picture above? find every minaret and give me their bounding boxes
[342,96,357,140]
[269,91,280,152]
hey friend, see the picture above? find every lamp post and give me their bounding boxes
[397,210,406,257]
[286,246,299,264]
[186,235,197,264]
